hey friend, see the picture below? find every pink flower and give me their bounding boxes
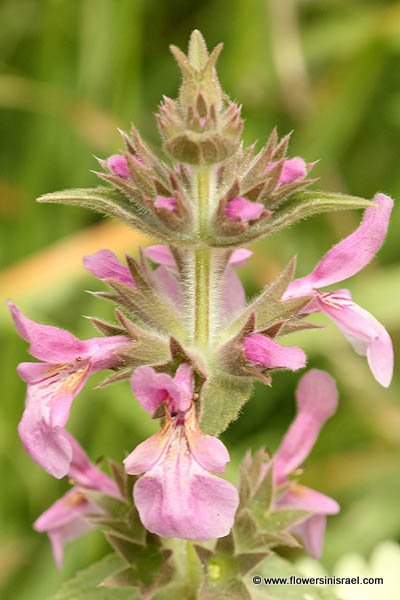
[124,365,239,540]
[244,333,306,371]
[34,433,120,568]
[282,194,394,387]
[278,157,307,186]
[83,249,136,288]
[144,245,253,321]
[106,154,130,178]
[272,369,340,558]
[225,196,264,222]
[154,195,178,211]
[9,303,129,478]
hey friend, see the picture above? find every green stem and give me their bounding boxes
[194,245,211,347]
[193,168,214,347]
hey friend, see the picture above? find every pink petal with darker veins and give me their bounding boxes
[83,249,135,288]
[133,426,239,541]
[225,197,264,222]
[273,369,338,484]
[244,333,306,371]
[283,193,394,299]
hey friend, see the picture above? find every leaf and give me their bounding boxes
[199,371,253,435]
[248,466,273,519]
[213,191,373,246]
[225,257,310,338]
[257,509,310,534]
[51,554,139,600]
[38,187,188,244]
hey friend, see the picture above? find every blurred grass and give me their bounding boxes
[0,1,399,598]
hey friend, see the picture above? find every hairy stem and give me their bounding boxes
[194,245,211,346]
[192,168,216,348]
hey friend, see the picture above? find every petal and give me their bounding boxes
[278,484,340,516]
[143,245,177,269]
[283,193,394,298]
[34,489,95,568]
[18,368,90,477]
[279,157,307,185]
[244,333,306,371]
[185,409,230,474]
[83,249,135,288]
[228,248,253,268]
[19,409,73,479]
[221,268,246,322]
[34,489,89,531]
[293,515,327,559]
[106,154,130,178]
[8,302,81,362]
[133,428,239,540]
[153,266,183,306]
[173,364,194,412]
[66,432,120,496]
[130,366,176,413]
[17,362,61,384]
[154,195,177,211]
[80,335,129,372]
[273,369,338,483]
[319,294,394,387]
[124,425,171,475]
[225,197,264,222]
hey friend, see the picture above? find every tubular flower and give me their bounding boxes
[244,332,306,372]
[124,364,239,541]
[34,433,120,568]
[272,369,340,558]
[9,302,129,478]
[282,194,394,387]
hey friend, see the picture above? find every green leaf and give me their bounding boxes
[51,554,139,600]
[214,191,373,246]
[224,257,309,338]
[248,466,273,519]
[257,509,310,534]
[199,371,253,435]
[38,187,189,244]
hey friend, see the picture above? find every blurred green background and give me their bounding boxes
[0,0,399,598]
